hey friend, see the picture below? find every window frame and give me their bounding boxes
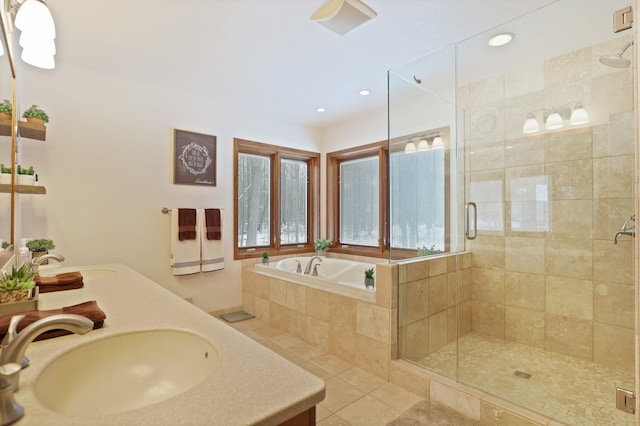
[234,138,320,260]
[326,141,389,258]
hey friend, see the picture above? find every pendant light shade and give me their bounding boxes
[431,136,444,148]
[545,112,563,130]
[417,139,429,151]
[570,104,589,125]
[404,141,416,153]
[522,114,540,134]
[14,0,56,69]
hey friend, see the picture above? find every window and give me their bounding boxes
[234,139,319,259]
[326,142,387,256]
[327,129,449,259]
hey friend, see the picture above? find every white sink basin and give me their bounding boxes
[35,329,218,416]
[40,266,117,280]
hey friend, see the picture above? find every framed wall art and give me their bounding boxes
[174,129,216,186]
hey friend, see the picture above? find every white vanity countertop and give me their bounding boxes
[14,263,325,425]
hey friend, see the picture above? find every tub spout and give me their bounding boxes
[303,256,323,275]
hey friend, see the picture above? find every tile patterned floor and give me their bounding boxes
[221,316,479,425]
[419,332,635,426]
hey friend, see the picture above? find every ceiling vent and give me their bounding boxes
[311,0,377,36]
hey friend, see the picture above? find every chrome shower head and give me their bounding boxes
[599,41,633,68]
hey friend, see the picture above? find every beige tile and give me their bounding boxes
[505,236,545,274]
[328,294,357,364]
[428,257,448,277]
[504,92,544,137]
[469,135,504,172]
[247,324,284,341]
[370,383,424,412]
[545,130,592,163]
[403,318,429,361]
[306,317,329,352]
[286,309,306,340]
[471,300,504,338]
[549,199,592,239]
[470,235,505,269]
[593,155,633,199]
[504,134,545,168]
[429,310,448,354]
[356,334,391,380]
[306,288,330,321]
[546,276,593,320]
[311,354,354,376]
[318,414,351,425]
[242,292,255,315]
[505,272,545,311]
[269,278,287,305]
[594,281,634,328]
[287,341,325,361]
[480,397,551,426]
[460,301,472,335]
[505,63,544,98]
[593,322,634,372]
[338,367,386,393]
[356,301,390,344]
[592,198,634,240]
[254,297,270,322]
[545,159,592,200]
[593,111,635,158]
[505,306,545,348]
[460,268,473,302]
[405,260,429,282]
[335,394,400,426]
[375,263,396,309]
[447,307,456,344]
[405,278,429,324]
[286,282,306,313]
[591,68,633,118]
[466,101,504,139]
[544,46,591,88]
[320,377,366,413]
[300,361,335,381]
[389,361,430,400]
[430,380,481,421]
[471,267,504,304]
[466,73,504,106]
[545,313,592,361]
[447,272,456,308]
[253,276,270,299]
[269,301,288,330]
[316,405,332,422]
[428,274,448,314]
[545,238,592,280]
[593,239,633,284]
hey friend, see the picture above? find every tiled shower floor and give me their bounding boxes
[418,332,635,426]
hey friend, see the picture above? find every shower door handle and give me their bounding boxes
[465,202,477,240]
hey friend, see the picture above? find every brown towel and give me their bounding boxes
[178,208,197,241]
[35,272,84,293]
[205,208,221,240]
[0,300,106,341]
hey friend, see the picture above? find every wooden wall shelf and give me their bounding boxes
[0,184,46,194]
[0,118,46,141]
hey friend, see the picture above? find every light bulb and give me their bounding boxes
[545,112,563,130]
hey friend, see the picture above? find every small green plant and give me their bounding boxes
[22,105,49,123]
[1,241,9,249]
[0,100,12,115]
[16,165,34,176]
[262,251,269,259]
[313,238,332,252]
[26,238,55,253]
[0,164,10,174]
[417,244,443,256]
[0,263,36,291]
[364,268,375,279]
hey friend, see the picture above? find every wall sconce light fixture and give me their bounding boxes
[522,102,589,135]
[7,0,55,69]
[405,133,444,153]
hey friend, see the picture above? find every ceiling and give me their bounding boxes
[47,0,559,130]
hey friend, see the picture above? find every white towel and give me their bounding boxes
[200,208,224,272]
[170,208,201,275]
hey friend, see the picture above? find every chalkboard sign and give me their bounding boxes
[174,129,216,186]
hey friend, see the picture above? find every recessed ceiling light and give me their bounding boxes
[359,89,370,96]
[488,32,514,47]
[316,107,326,112]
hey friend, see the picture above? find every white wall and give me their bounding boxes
[15,63,321,313]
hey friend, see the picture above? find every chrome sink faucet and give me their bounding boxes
[30,253,65,275]
[303,256,323,275]
[0,314,93,425]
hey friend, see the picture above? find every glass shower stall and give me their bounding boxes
[390,1,637,424]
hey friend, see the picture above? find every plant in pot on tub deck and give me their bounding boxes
[26,239,55,264]
[22,104,49,126]
[0,263,36,303]
[16,165,35,186]
[313,238,332,256]
[364,268,375,290]
[262,251,269,265]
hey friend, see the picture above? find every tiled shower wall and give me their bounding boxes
[460,34,635,370]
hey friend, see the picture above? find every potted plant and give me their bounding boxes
[417,244,443,256]
[364,267,375,289]
[22,104,49,126]
[0,99,12,120]
[313,238,332,256]
[0,263,36,303]
[26,238,55,264]
[16,164,35,186]
[0,163,11,185]
[262,251,269,265]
